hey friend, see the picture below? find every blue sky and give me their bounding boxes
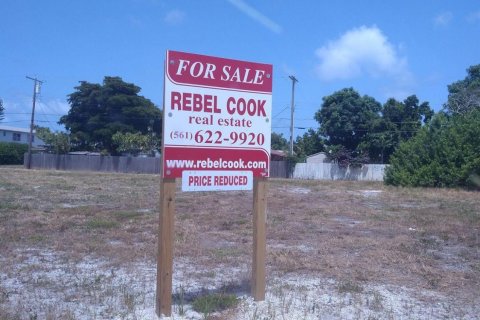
[1,0,479,139]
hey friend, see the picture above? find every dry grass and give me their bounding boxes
[0,166,479,319]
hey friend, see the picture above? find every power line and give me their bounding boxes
[36,97,57,129]
[272,106,289,119]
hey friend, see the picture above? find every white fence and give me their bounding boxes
[25,154,291,178]
[293,163,387,181]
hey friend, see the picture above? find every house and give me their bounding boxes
[306,152,331,163]
[0,125,45,148]
[271,149,288,161]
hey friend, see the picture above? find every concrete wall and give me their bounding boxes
[293,163,387,181]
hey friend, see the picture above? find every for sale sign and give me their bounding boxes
[162,50,272,191]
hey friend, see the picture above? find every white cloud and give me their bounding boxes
[227,0,282,34]
[164,9,186,26]
[315,26,410,83]
[467,10,480,23]
[434,12,453,27]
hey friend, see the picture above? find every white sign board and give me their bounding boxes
[162,50,272,192]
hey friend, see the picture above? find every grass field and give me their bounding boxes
[0,166,479,319]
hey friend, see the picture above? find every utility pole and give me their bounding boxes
[288,75,298,156]
[26,76,43,169]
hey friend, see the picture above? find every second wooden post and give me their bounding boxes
[156,178,176,317]
[252,177,267,300]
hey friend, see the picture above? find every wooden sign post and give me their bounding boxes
[155,177,268,316]
[156,50,272,317]
[252,177,267,300]
[156,178,176,316]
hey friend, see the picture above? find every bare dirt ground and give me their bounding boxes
[0,166,479,319]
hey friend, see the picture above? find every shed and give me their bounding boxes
[306,152,330,163]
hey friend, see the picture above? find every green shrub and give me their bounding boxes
[385,110,480,189]
[192,293,238,315]
[0,142,28,165]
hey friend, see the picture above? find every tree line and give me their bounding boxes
[274,64,480,188]
[34,77,162,156]
[274,90,434,166]
[9,64,477,188]
[386,65,480,188]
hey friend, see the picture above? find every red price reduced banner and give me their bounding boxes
[162,50,272,189]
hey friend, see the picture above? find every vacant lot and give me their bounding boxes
[0,167,479,319]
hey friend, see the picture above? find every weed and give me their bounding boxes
[192,292,239,317]
[472,263,480,273]
[368,290,384,311]
[0,288,8,304]
[235,218,248,225]
[120,284,136,313]
[173,285,186,315]
[459,206,480,224]
[201,270,216,278]
[0,202,21,211]
[211,247,242,259]
[424,272,440,289]
[419,235,440,248]
[28,235,46,243]
[85,218,118,230]
[115,210,144,220]
[270,215,286,226]
[0,180,24,192]
[338,280,363,294]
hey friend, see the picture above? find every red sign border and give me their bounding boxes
[162,50,272,179]
[166,50,273,94]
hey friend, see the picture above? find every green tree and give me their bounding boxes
[294,129,324,161]
[385,65,480,188]
[315,88,381,164]
[59,76,162,154]
[383,95,433,140]
[385,110,480,189]
[35,126,70,154]
[0,98,4,121]
[271,132,288,151]
[360,95,433,163]
[325,144,369,168]
[112,130,160,156]
[444,64,480,115]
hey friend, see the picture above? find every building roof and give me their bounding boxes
[0,125,34,133]
[271,149,287,157]
[306,151,327,158]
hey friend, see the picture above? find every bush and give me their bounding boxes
[385,110,480,189]
[191,293,238,315]
[0,142,28,165]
